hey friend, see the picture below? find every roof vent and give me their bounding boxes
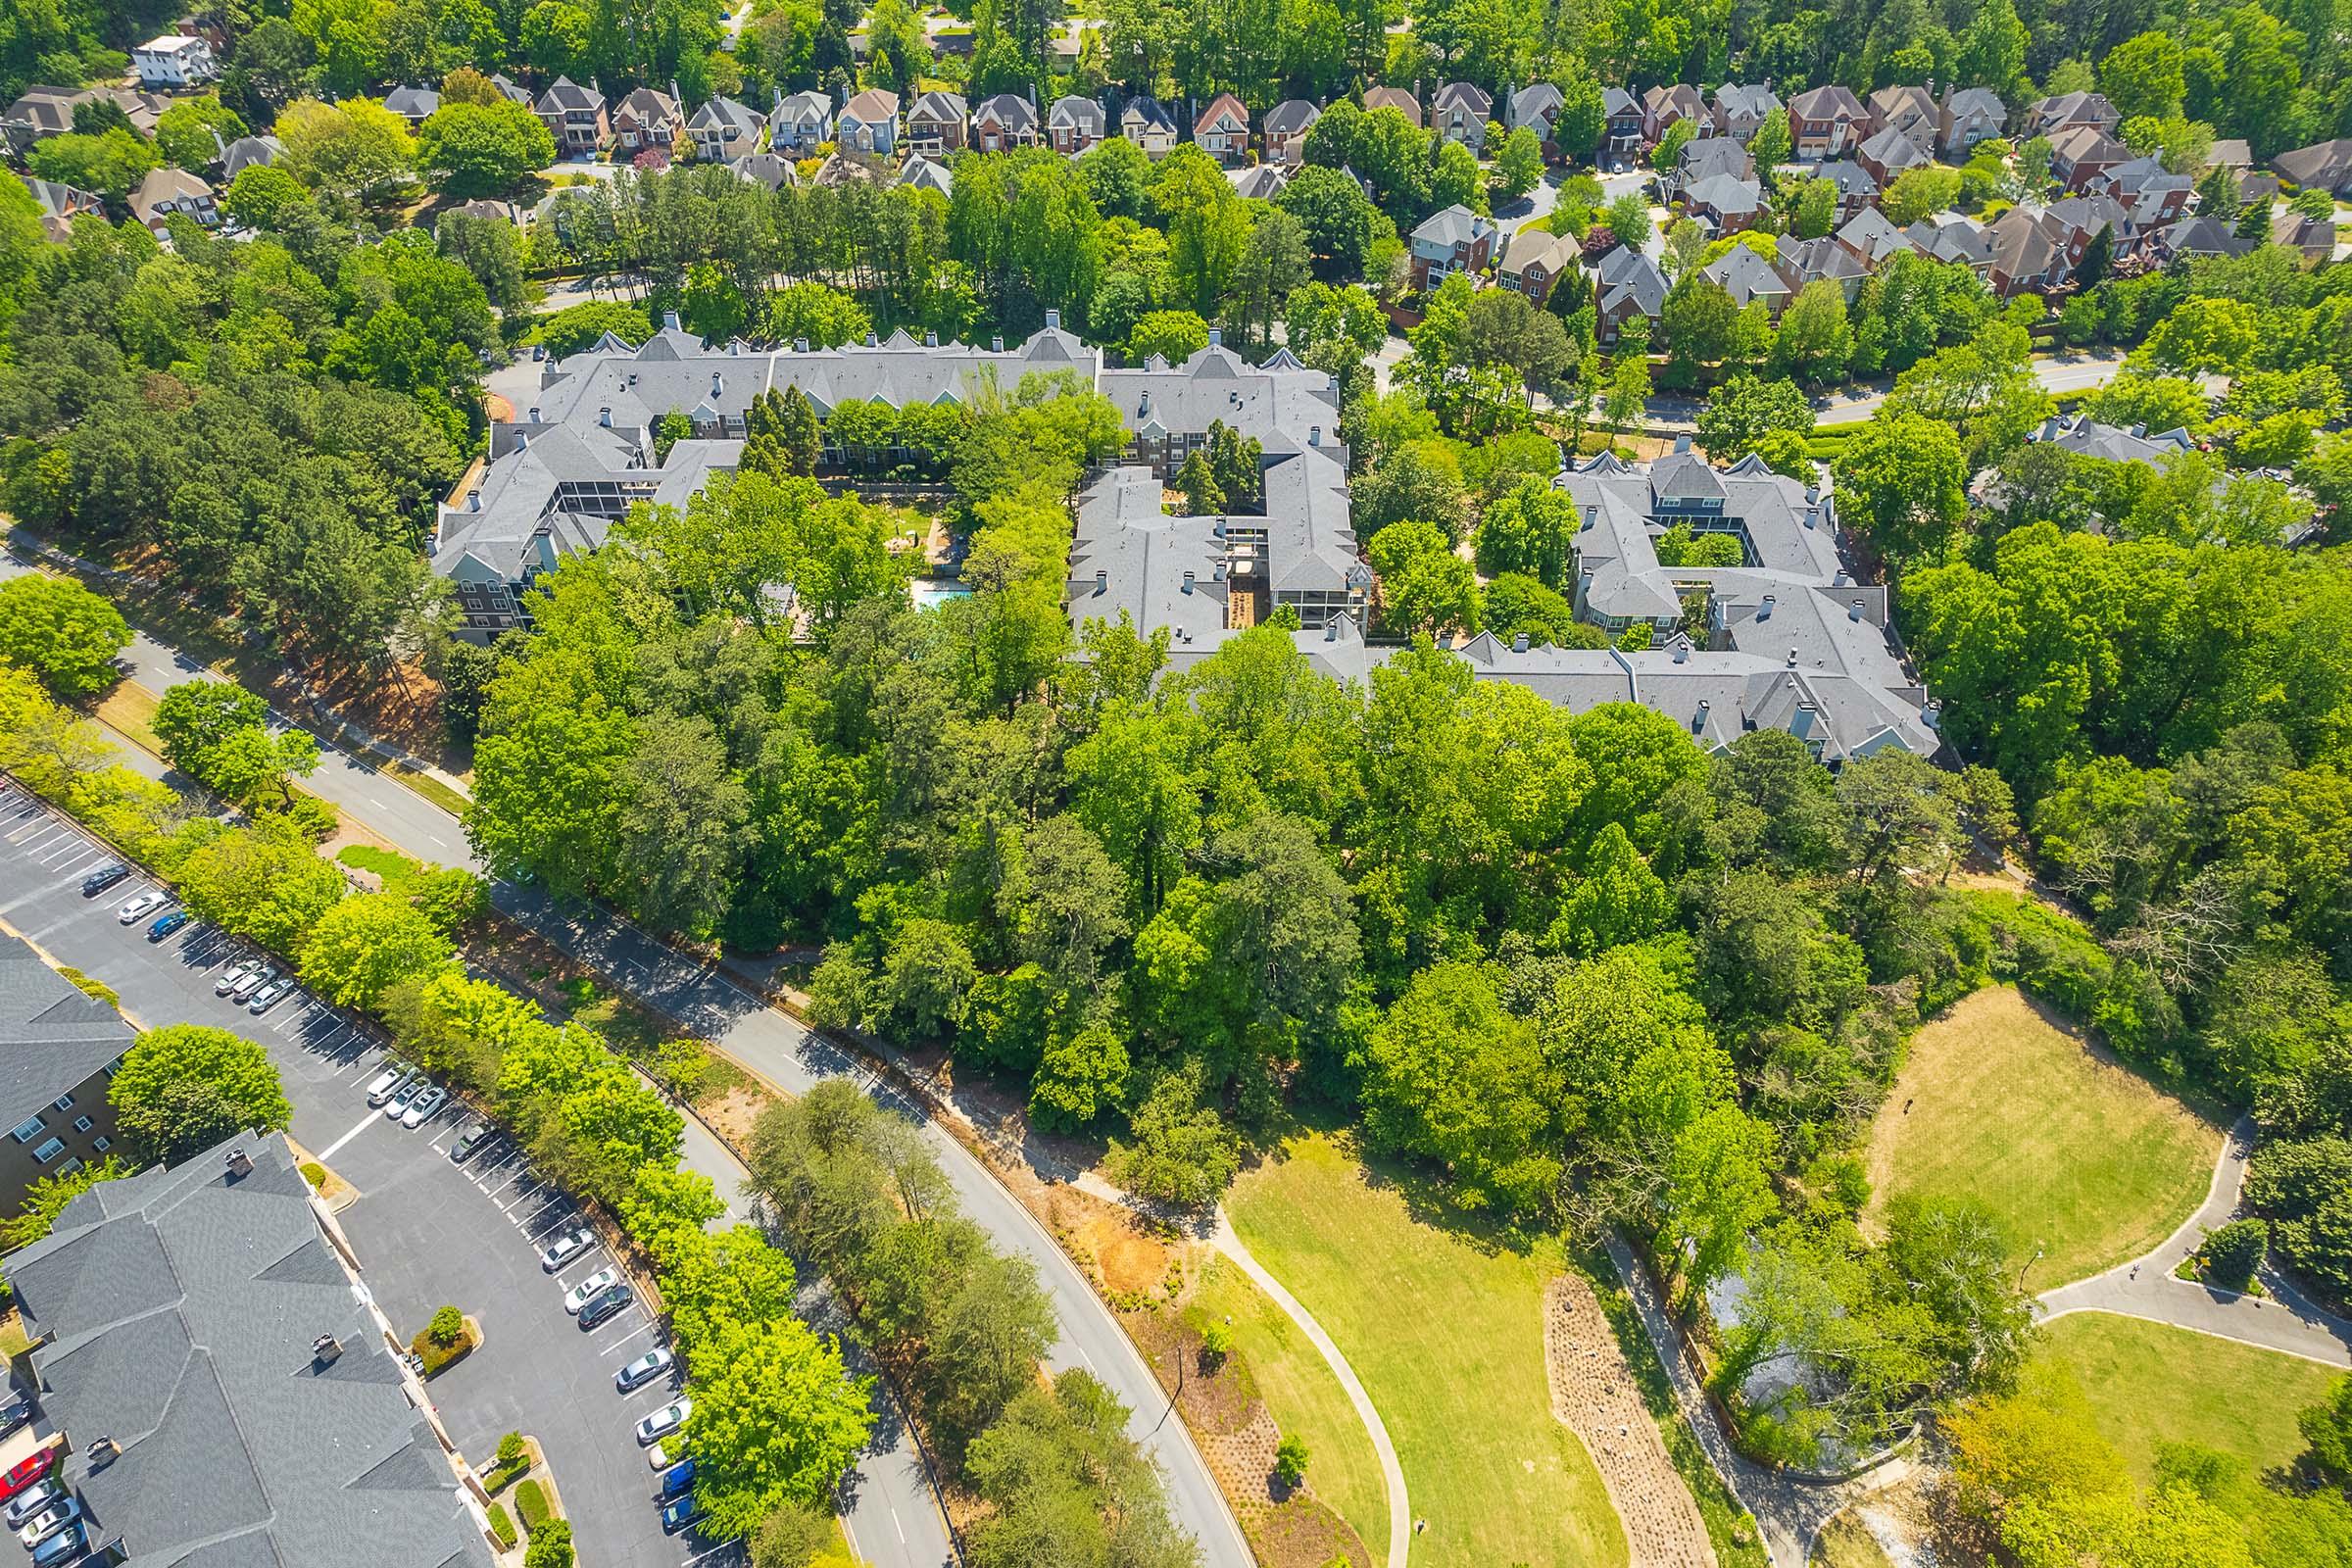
[1787,646,1798,665]
[225,1147,253,1178]
[466,490,481,513]
[598,407,612,427]
[924,330,938,346]
[794,337,809,353]
[1512,632,1529,652]
[1095,569,1106,595]
[1850,598,1865,621]
[1804,484,1818,503]
[662,310,681,329]
[1922,699,1942,729]
[627,371,639,387]
[312,1333,343,1365]
[1308,426,1321,446]
[1182,570,1195,593]
[992,335,1004,352]
[1758,594,1775,620]
[89,1437,120,1469]
[1044,309,1060,328]
[1207,327,1221,346]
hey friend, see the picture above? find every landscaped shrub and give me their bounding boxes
[2203,1218,2269,1292]
[427,1305,466,1348]
[1200,1322,1232,1371]
[486,1502,516,1549]
[299,1162,327,1190]
[1274,1433,1309,1490]
[522,1518,572,1568]
[411,1309,474,1377]
[514,1478,552,1532]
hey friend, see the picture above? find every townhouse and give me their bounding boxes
[0,936,130,1219]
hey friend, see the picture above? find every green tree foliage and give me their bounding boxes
[1695,372,1814,462]
[110,1024,294,1165]
[152,680,319,807]
[682,1313,874,1538]
[298,890,456,1009]
[155,96,250,173]
[1368,520,1480,637]
[175,820,350,954]
[963,1372,1195,1568]
[1832,412,1969,566]
[0,573,128,698]
[1473,477,1575,588]
[0,1155,127,1250]
[416,100,555,198]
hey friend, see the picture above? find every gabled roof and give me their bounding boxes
[1685,172,1763,216]
[1050,94,1106,132]
[1500,225,1578,275]
[2049,122,2125,164]
[1702,242,1793,304]
[1264,98,1320,135]
[1939,86,2004,122]
[1433,80,1493,117]
[1713,82,1781,122]
[1904,214,1994,267]
[907,89,968,124]
[128,166,212,219]
[975,92,1038,131]
[1228,163,1289,198]
[489,73,532,103]
[1782,235,1871,285]
[535,74,604,112]
[730,150,799,190]
[1867,83,1936,126]
[1859,123,1933,172]
[690,95,764,137]
[1510,83,1564,122]
[1121,95,1177,133]
[1363,85,1420,120]
[1596,243,1668,316]
[1602,86,1640,117]
[1788,84,1864,121]
[898,153,953,194]
[382,85,439,119]
[613,85,682,124]
[0,935,127,1134]
[1410,202,1493,246]
[1811,159,1880,200]
[2273,138,2352,191]
[1838,205,1914,260]
[1677,136,1754,181]
[1194,91,1249,134]
[2207,137,2252,169]
[840,87,900,124]
[2158,214,2256,259]
[772,89,833,126]
[220,132,282,176]
[2028,90,2117,132]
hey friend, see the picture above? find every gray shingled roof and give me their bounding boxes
[7,1133,495,1568]
[0,935,127,1149]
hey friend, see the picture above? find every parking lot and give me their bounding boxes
[0,791,742,1568]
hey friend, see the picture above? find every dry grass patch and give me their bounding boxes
[1863,986,2219,1287]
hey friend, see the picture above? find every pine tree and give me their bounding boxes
[1175,449,1224,514]
[776,386,822,476]
[2235,198,2273,244]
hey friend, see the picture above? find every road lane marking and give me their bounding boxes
[317,1109,382,1161]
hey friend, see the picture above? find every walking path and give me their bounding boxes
[1206,1210,1412,1568]
[2037,1116,2352,1367]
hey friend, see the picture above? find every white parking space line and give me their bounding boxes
[598,1320,657,1355]
[682,1544,735,1567]
[428,1125,461,1152]
[552,1252,605,1282]
[316,1109,382,1162]
[520,1208,575,1240]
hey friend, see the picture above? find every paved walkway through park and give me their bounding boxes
[2037,1116,2352,1367]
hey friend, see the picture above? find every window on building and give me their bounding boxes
[9,1115,44,1144]
[92,1137,111,1152]
[31,1138,65,1164]
[73,1116,92,1134]
[51,1094,72,1112]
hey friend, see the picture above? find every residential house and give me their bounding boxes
[2048,122,2127,190]
[1904,213,1996,274]
[2278,211,2337,263]
[1703,243,1797,315]
[489,73,533,105]
[838,88,901,155]
[1937,87,2005,159]
[535,77,610,157]
[1432,81,1493,152]
[1781,235,1872,301]
[128,167,219,236]
[2206,137,2253,172]
[1262,99,1320,166]
[1408,203,1497,286]
[898,153,953,196]
[1866,84,1936,144]
[1811,159,1882,220]
[973,92,1038,150]
[2153,214,2256,263]
[769,88,834,154]
[1713,82,1782,143]
[1684,172,1765,231]
[1595,243,1668,340]
[1788,85,1866,158]
[1049,94,1106,154]
[1194,92,1250,163]
[132,32,218,87]
[2,1131,500,1568]
[1838,205,1916,263]
[1601,87,1644,158]
[1228,163,1289,198]
[0,936,129,1221]
[2273,137,2352,196]
[2027,413,2196,465]
[20,174,100,240]
[1987,202,2088,295]
[3,85,167,152]
[383,85,440,126]
[1498,226,1581,305]
[2024,90,2119,141]
[1363,85,1421,125]
[1667,134,1753,199]
[1857,122,1935,186]
[612,85,685,154]
[905,90,969,153]
[2092,155,2191,225]
[689,96,764,162]
[449,197,523,223]
[219,132,281,177]
[1121,95,1179,156]
[729,150,799,191]
[1642,82,1708,145]
[1508,83,1565,157]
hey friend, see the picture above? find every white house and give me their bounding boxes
[132,34,218,88]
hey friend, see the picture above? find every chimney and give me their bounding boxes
[662,310,681,329]
[924,329,938,346]
[1208,327,1222,346]
[527,406,540,421]
[1804,506,1818,528]
[1922,699,1942,730]
[226,1146,253,1178]
[1758,594,1775,620]
[1693,698,1710,732]
[794,337,808,352]
[1095,569,1106,594]
[514,431,528,452]
[312,1333,343,1366]
[1512,631,1529,652]
[1804,484,1818,503]
[864,332,877,346]
[1673,433,1691,453]
[1324,618,1340,641]
[1139,393,1151,416]
[1308,426,1321,446]
[1045,309,1061,328]
[1182,570,1195,593]
[991,335,1004,351]
[710,372,722,396]
[598,407,611,426]
[88,1437,121,1469]
[1673,638,1688,662]
[1849,598,1865,620]
[1792,702,1816,738]
[466,489,480,512]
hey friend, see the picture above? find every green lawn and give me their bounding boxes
[1864,985,2220,1288]
[336,844,424,886]
[1227,1132,1627,1568]
[2034,1312,2340,1486]
[1184,1253,1389,1555]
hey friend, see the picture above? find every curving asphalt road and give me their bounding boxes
[0,541,1250,1568]
[2037,1116,2352,1367]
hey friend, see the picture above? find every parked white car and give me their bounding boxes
[563,1267,620,1313]
[539,1227,596,1272]
[215,956,262,996]
[635,1398,691,1446]
[402,1085,448,1129]
[362,1062,410,1102]
[116,889,169,924]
